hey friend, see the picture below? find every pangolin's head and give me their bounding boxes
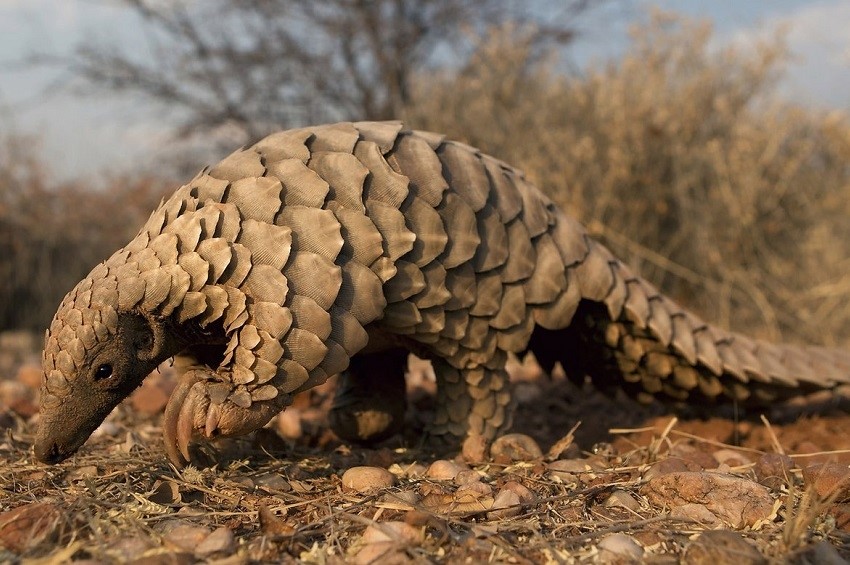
[34,265,172,464]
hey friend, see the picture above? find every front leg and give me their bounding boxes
[163,351,292,467]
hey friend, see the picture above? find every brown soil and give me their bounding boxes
[2,354,850,562]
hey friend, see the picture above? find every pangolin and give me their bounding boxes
[34,121,850,467]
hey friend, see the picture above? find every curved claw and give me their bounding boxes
[163,372,202,467]
[163,369,292,467]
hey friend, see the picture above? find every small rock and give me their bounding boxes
[0,503,62,553]
[785,540,846,565]
[643,457,701,480]
[670,445,718,470]
[342,466,397,493]
[130,380,169,415]
[683,530,766,565]
[802,463,850,501]
[421,483,494,515]
[490,433,543,463]
[603,490,641,512]
[596,533,643,563]
[487,489,522,520]
[0,381,37,417]
[454,469,483,486]
[381,489,420,509]
[195,526,235,556]
[754,453,795,490]
[354,521,423,565]
[669,503,721,528]
[501,481,536,504]
[15,363,41,389]
[91,421,120,438]
[712,449,752,468]
[462,434,489,463]
[426,460,468,481]
[547,458,602,483]
[641,471,774,528]
[110,536,156,562]
[162,523,210,552]
[361,521,423,545]
[456,480,492,498]
[254,473,292,492]
[67,465,99,481]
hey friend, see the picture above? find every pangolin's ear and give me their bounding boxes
[121,313,164,361]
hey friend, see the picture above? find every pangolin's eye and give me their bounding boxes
[94,364,113,381]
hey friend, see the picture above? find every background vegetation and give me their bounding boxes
[2,6,849,351]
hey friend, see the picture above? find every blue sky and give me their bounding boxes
[1,0,849,181]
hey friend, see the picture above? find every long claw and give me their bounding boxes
[177,385,200,463]
[163,374,200,467]
[205,403,222,438]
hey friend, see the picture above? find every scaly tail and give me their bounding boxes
[529,224,850,405]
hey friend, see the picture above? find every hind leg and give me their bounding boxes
[329,349,408,444]
[430,358,514,445]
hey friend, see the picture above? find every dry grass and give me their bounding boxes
[2,362,850,562]
[405,12,850,346]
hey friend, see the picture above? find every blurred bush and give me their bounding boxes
[0,135,166,333]
[404,13,850,346]
[3,12,849,350]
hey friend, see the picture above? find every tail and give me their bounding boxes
[528,222,850,405]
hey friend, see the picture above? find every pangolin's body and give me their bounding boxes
[35,121,850,466]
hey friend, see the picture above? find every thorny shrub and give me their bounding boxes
[405,13,850,346]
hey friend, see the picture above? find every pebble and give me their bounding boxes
[454,469,483,485]
[254,473,292,492]
[641,471,774,528]
[195,526,235,556]
[487,489,522,520]
[490,433,543,463]
[547,458,602,483]
[501,481,536,504]
[162,523,211,552]
[802,462,850,501]
[129,379,169,415]
[670,503,721,528]
[15,363,41,389]
[596,533,643,562]
[426,459,468,481]
[603,490,641,512]
[353,521,423,565]
[683,530,766,565]
[670,445,718,470]
[754,453,795,490]
[712,449,752,468]
[341,466,397,493]
[785,540,846,565]
[642,457,701,480]
[361,521,423,545]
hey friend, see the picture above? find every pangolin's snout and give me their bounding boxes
[33,438,69,464]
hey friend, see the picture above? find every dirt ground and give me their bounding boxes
[2,346,850,563]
